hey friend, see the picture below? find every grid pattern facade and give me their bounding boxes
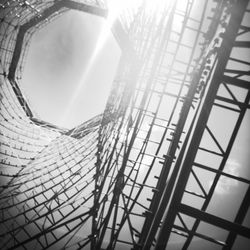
[0,0,249,250]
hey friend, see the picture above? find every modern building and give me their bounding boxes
[0,0,249,249]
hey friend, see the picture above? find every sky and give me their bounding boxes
[22,10,121,129]
[18,2,249,248]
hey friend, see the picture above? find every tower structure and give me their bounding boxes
[0,0,249,250]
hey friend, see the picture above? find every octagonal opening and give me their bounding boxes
[22,10,121,129]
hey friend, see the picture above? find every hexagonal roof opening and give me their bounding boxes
[21,10,121,129]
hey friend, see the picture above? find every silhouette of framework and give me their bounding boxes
[0,0,249,249]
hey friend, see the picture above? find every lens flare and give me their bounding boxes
[60,0,139,125]
[60,0,167,126]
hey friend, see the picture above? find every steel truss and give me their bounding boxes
[0,0,249,250]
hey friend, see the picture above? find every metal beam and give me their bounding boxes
[223,185,250,249]
[223,75,250,90]
[178,203,250,239]
[154,1,249,249]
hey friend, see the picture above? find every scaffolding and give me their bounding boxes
[0,0,249,249]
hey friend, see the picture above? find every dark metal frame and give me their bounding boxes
[0,0,249,249]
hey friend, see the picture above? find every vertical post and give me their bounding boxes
[155,1,248,249]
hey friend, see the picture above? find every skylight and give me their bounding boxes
[22,10,121,129]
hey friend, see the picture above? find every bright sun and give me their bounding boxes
[60,0,172,126]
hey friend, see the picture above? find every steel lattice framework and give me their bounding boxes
[0,0,249,249]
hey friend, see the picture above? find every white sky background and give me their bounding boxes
[22,10,121,129]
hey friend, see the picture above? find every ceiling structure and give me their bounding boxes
[0,0,249,249]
